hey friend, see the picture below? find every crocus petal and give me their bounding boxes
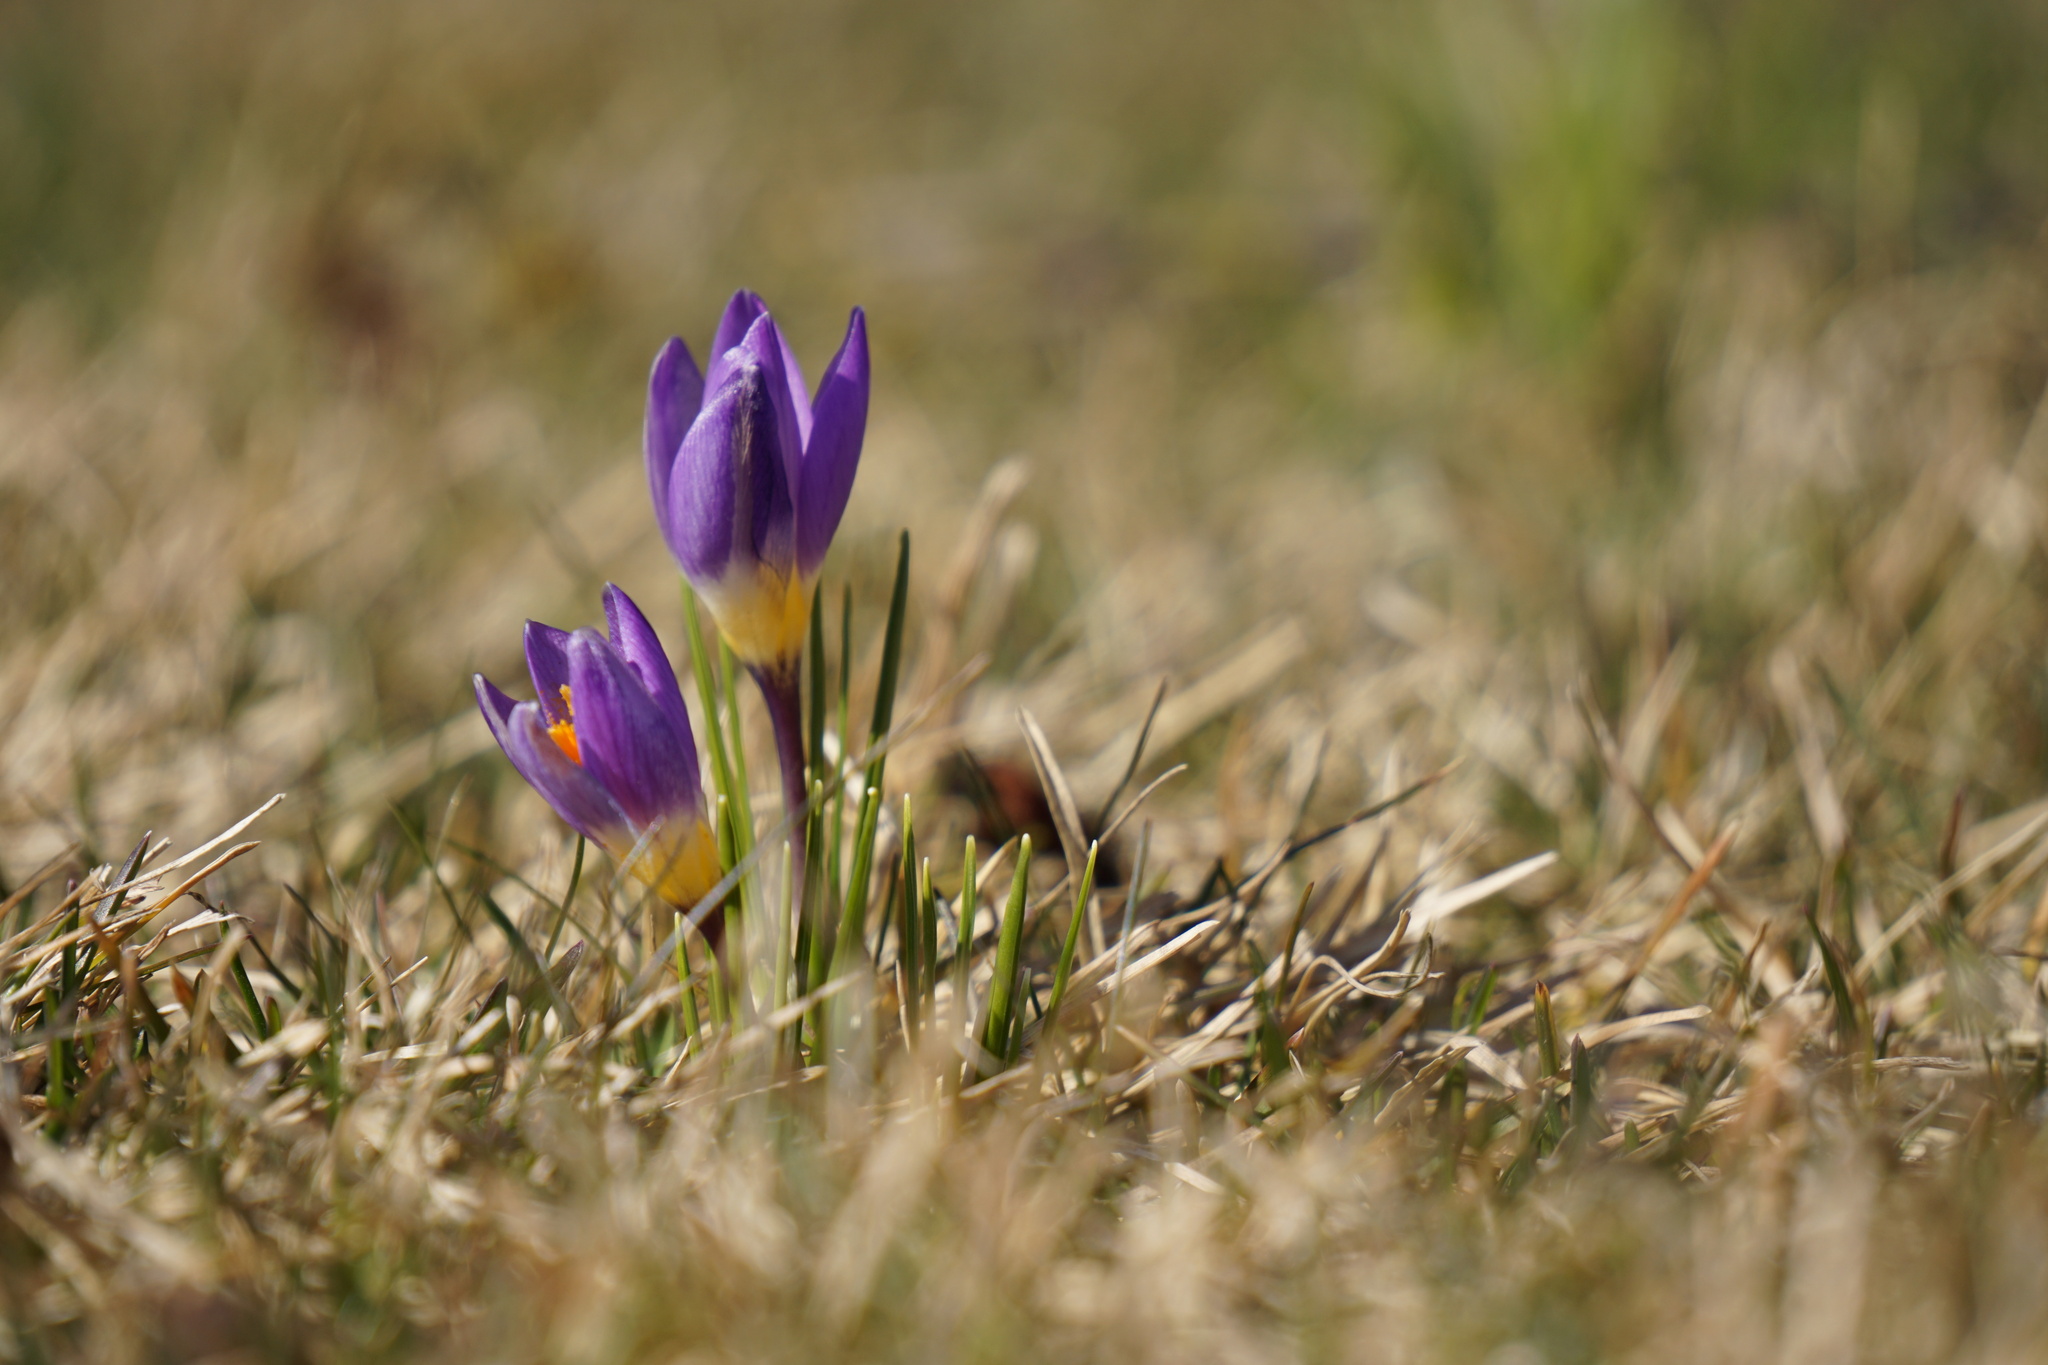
[505,709,634,846]
[704,291,769,396]
[733,314,808,511]
[475,676,629,845]
[775,327,811,446]
[644,337,704,519]
[523,621,575,728]
[665,374,746,579]
[704,291,810,440]
[795,306,869,578]
[670,361,796,580]
[475,673,521,728]
[567,630,702,830]
[602,583,694,746]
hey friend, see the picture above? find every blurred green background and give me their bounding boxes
[9,0,2044,452]
[4,0,2048,865]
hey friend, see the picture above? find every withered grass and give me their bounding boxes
[7,3,2048,1362]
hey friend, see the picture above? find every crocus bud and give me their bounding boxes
[645,291,869,671]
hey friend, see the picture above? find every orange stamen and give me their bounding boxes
[547,684,580,764]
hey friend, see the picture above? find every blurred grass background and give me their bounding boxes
[4,0,2048,985]
[5,0,2048,867]
[8,0,2048,870]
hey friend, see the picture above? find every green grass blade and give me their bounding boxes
[1569,1037,1601,1154]
[1105,824,1150,1048]
[1042,840,1098,1029]
[1533,980,1562,1078]
[771,841,794,1017]
[826,786,846,950]
[919,856,937,1010]
[1437,1061,1468,1186]
[1459,964,1498,1034]
[44,988,67,1117]
[1276,878,1314,1014]
[954,835,979,1024]
[243,933,302,1003]
[545,835,584,959]
[706,920,731,1029]
[838,581,853,749]
[717,639,757,863]
[800,777,833,1058]
[231,953,272,1042]
[79,832,152,983]
[819,537,908,998]
[830,583,852,921]
[979,834,1033,1069]
[898,797,921,1033]
[1809,908,1867,1053]
[830,786,884,982]
[866,530,911,785]
[796,778,826,993]
[478,890,581,1035]
[674,922,703,1054]
[682,585,740,817]
[808,581,827,781]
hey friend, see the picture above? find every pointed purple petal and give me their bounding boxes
[732,315,803,565]
[568,630,703,829]
[670,361,795,579]
[506,710,633,845]
[774,326,811,447]
[476,673,519,727]
[733,316,807,477]
[645,337,704,527]
[667,373,745,579]
[523,622,574,727]
[602,583,694,744]
[704,290,768,396]
[795,307,869,577]
[703,292,808,435]
[475,677,629,845]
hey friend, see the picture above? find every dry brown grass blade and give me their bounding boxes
[1018,707,1089,886]
[1018,705,1095,953]
[1574,683,1789,984]
[1072,918,1219,1006]
[1571,1006,1712,1050]
[1605,826,1737,1013]
[1601,639,1695,855]
[172,924,250,1061]
[1408,851,1558,934]
[1855,808,2048,978]
[1021,763,1185,926]
[1770,650,1849,862]
[129,842,262,926]
[1097,677,1170,827]
[1320,997,1426,1095]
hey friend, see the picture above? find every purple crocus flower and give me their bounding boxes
[644,290,869,674]
[474,584,720,909]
